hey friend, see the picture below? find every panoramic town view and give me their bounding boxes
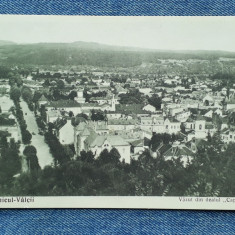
[0,16,235,197]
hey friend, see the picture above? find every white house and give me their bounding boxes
[143,104,156,113]
[164,118,181,134]
[221,129,235,144]
[84,135,131,163]
[57,120,74,145]
[74,89,86,103]
[46,100,82,116]
[108,119,137,132]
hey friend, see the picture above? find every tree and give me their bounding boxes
[180,123,186,134]
[148,94,162,110]
[80,150,95,163]
[150,133,172,151]
[57,80,65,89]
[97,149,111,165]
[44,131,70,165]
[40,105,47,122]
[228,112,235,126]
[207,132,212,142]
[23,145,37,157]
[119,89,144,105]
[48,122,55,133]
[91,109,105,121]
[69,111,74,118]
[10,86,21,101]
[204,100,209,106]
[0,138,21,184]
[22,129,32,144]
[43,78,50,87]
[68,90,77,100]
[212,113,222,131]
[0,66,11,79]
[23,145,40,171]
[52,89,61,100]
[21,87,33,103]
[109,148,121,165]
[33,90,42,103]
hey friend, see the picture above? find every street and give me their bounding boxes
[20,100,54,168]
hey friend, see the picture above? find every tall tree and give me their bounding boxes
[23,145,40,171]
[10,86,21,101]
[57,80,65,89]
[148,94,162,110]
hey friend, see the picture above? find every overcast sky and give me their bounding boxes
[1,15,235,51]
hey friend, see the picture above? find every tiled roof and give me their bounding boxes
[157,144,172,155]
[38,95,48,102]
[163,144,194,157]
[108,119,137,125]
[84,132,98,146]
[75,122,88,132]
[88,135,129,148]
[46,100,81,108]
[47,110,61,117]
[165,117,180,123]
[130,139,144,147]
[80,103,100,108]
[116,104,147,114]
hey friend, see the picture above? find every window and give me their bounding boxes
[190,124,193,129]
[199,124,202,130]
[166,125,168,129]
[230,135,232,139]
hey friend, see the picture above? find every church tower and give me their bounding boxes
[75,88,86,103]
[110,95,116,111]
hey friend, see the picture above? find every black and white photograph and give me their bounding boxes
[0,15,235,209]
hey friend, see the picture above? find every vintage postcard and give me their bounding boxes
[0,15,235,209]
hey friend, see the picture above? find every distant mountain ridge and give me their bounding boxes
[0,40,16,46]
[1,41,235,66]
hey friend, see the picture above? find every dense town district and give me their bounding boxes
[0,50,235,196]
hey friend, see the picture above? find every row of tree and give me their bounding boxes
[1,128,235,197]
[5,135,235,197]
[10,90,32,144]
[0,136,21,195]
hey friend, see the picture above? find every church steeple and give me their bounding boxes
[111,94,116,111]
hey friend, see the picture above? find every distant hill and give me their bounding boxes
[0,40,16,46]
[0,41,235,67]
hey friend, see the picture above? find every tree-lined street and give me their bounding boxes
[20,99,53,168]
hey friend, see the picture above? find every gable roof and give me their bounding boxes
[108,119,137,125]
[163,143,194,157]
[46,100,81,108]
[130,139,144,147]
[116,104,148,115]
[38,94,48,102]
[88,135,129,148]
